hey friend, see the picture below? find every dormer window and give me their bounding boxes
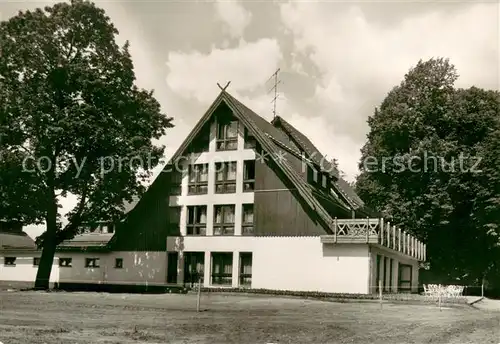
[322,174,328,189]
[217,120,238,151]
[307,166,318,184]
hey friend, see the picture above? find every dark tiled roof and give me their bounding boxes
[58,233,113,252]
[60,195,140,248]
[0,231,36,251]
[272,116,365,210]
[223,92,351,225]
[58,233,113,247]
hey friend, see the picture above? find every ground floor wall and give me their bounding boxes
[0,251,167,287]
[0,252,59,284]
[167,236,372,294]
[0,240,421,295]
[369,245,420,293]
[56,252,167,285]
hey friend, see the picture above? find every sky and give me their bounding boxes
[0,0,498,239]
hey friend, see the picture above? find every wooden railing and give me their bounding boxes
[320,218,426,261]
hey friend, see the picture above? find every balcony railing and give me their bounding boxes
[320,218,426,261]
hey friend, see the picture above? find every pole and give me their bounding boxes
[196,275,201,312]
[438,286,442,311]
[379,280,382,310]
[481,283,484,298]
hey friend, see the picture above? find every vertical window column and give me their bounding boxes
[179,206,188,236]
[214,205,235,235]
[231,252,240,288]
[239,252,252,287]
[211,252,233,285]
[241,204,254,236]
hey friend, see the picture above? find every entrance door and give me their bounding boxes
[398,264,412,293]
[167,252,178,284]
[183,252,205,287]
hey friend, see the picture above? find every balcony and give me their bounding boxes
[320,218,426,261]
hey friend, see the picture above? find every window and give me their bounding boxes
[101,223,114,234]
[244,128,257,149]
[243,160,255,192]
[170,170,182,196]
[184,252,205,286]
[398,263,412,292]
[188,164,208,195]
[215,162,237,193]
[216,120,238,151]
[322,174,328,188]
[167,252,179,284]
[85,258,100,268]
[4,257,16,266]
[187,206,207,235]
[375,254,381,292]
[115,258,123,269]
[214,205,235,235]
[33,257,40,266]
[242,204,254,235]
[239,253,252,286]
[189,125,210,153]
[388,258,393,292]
[59,258,72,267]
[80,225,91,234]
[383,256,387,291]
[211,252,233,285]
[307,166,320,185]
[168,206,181,234]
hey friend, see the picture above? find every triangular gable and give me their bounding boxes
[125,90,348,235]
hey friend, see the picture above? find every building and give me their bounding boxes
[0,90,425,294]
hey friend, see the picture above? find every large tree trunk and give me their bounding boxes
[34,183,58,290]
[34,229,57,290]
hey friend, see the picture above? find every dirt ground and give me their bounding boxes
[0,290,499,344]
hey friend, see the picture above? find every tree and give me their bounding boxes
[329,157,347,179]
[356,58,500,284]
[0,0,173,289]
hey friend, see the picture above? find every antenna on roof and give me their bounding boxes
[217,81,231,91]
[267,68,281,119]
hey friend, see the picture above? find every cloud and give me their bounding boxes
[166,38,282,104]
[279,2,499,181]
[214,0,252,38]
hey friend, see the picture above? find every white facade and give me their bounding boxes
[166,236,419,294]
[0,251,59,284]
[55,251,167,285]
[170,120,255,237]
[166,236,371,293]
[0,107,422,294]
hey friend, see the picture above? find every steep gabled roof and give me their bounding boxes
[56,195,140,249]
[271,116,366,211]
[131,90,356,236]
[0,231,36,251]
